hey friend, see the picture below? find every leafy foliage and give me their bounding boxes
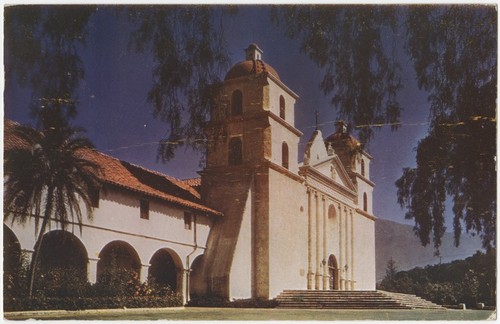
[272,5,403,143]
[385,257,398,280]
[4,252,30,300]
[5,5,96,129]
[94,268,177,298]
[378,250,496,307]
[396,5,497,250]
[4,262,183,311]
[4,124,102,235]
[127,6,231,161]
[35,267,91,298]
[4,122,102,297]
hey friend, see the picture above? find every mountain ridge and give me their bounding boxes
[375,218,483,282]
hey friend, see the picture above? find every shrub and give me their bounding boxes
[4,295,183,312]
[4,263,183,311]
[188,297,277,308]
[421,282,460,306]
[34,267,91,298]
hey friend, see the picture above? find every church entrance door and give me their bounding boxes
[328,255,339,290]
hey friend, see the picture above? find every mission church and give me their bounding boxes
[4,44,376,303]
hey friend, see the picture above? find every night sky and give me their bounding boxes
[4,6,445,230]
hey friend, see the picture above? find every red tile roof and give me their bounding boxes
[225,59,280,81]
[4,120,222,217]
[4,120,31,150]
[181,177,202,187]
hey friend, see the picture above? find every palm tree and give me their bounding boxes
[4,121,102,298]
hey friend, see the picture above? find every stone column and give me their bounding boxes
[338,204,344,291]
[344,207,350,290]
[322,196,328,290]
[140,264,150,283]
[350,210,355,290]
[307,188,313,290]
[87,258,99,284]
[315,192,321,290]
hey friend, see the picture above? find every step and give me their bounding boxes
[377,290,445,310]
[275,290,443,310]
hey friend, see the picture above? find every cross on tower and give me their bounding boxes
[315,110,319,130]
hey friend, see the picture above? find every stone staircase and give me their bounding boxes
[275,290,444,309]
[378,290,445,309]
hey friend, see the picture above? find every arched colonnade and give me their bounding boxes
[3,225,204,300]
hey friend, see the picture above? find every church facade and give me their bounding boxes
[194,44,376,299]
[4,44,376,303]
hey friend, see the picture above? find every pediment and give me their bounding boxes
[308,156,356,192]
[302,129,356,193]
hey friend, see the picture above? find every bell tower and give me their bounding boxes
[325,121,374,216]
[204,43,302,173]
[199,44,303,300]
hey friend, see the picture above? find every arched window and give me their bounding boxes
[231,90,243,116]
[279,95,286,119]
[282,142,289,169]
[361,159,365,177]
[363,193,368,212]
[228,137,242,165]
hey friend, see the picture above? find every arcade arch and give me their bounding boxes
[4,225,21,275]
[148,248,183,293]
[189,254,205,299]
[36,230,88,280]
[97,241,141,282]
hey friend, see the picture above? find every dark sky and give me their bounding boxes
[5,5,443,229]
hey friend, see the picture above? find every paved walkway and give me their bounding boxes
[4,307,496,321]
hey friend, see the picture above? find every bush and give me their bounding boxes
[188,297,277,308]
[34,267,91,298]
[4,295,183,312]
[4,252,30,299]
[4,264,184,311]
[379,250,496,308]
[421,282,460,306]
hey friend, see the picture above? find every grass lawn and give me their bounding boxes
[5,307,496,321]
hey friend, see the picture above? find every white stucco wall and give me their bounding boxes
[268,169,308,298]
[352,213,376,290]
[265,79,297,127]
[357,179,374,215]
[229,183,253,299]
[268,118,300,174]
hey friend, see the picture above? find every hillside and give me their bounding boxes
[375,219,483,282]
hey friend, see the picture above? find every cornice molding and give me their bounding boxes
[355,208,377,221]
[300,166,357,199]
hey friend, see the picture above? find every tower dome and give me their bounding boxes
[325,121,361,150]
[224,44,281,81]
